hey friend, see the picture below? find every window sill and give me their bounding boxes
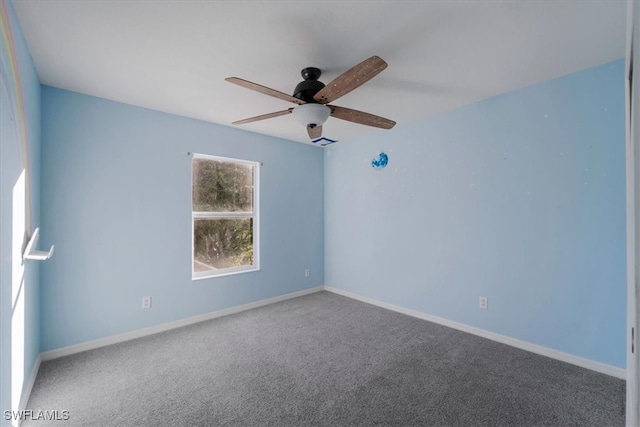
[192,267,260,281]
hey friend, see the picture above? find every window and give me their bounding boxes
[192,153,259,278]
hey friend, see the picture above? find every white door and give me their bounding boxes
[0,71,29,424]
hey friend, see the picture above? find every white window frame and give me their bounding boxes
[191,153,260,279]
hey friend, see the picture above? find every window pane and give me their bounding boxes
[193,158,253,212]
[193,218,253,272]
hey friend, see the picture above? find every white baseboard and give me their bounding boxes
[40,286,324,361]
[324,286,626,380]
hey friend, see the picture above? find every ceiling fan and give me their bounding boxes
[225,55,396,140]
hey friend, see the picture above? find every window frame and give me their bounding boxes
[191,153,260,280]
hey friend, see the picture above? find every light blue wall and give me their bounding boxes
[325,60,626,368]
[40,87,324,351]
[0,0,41,420]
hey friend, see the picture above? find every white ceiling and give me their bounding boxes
[12,0,627,145]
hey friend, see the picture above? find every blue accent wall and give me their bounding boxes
[0,0,41,419]
[40,87,324,351]
[325,61,626,368]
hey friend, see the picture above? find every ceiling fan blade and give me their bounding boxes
[329,105,396,129]
[232,108,293,125]
[313,56,387,104]
[226,77,304,105]
[307,125,322,139]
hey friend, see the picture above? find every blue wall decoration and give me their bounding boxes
[371,152,389,169]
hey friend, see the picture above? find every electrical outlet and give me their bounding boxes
[304,268,310,277]
[142,296,152,309]
[479,296,488,310]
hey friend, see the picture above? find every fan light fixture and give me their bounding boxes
[292,103,331,127]
[226,55,396,140]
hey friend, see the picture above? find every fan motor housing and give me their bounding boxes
[293,67,325,103]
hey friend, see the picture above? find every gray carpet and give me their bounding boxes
[25,291,624,426]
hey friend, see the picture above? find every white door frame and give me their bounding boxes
[626,1,639,426]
